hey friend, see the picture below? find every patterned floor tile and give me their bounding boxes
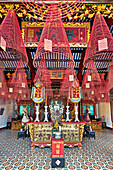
[0,129,113,169]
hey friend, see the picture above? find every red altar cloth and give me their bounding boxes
[52,137,64,158]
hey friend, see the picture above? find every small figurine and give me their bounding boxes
[85,107,91,123]
[22,107,30,123]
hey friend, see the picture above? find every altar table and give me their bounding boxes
[61,122,85,149]
[28,122,85,149]
[28,122,53,149]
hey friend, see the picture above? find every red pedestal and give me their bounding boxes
[52,137,65,168]
[52,137,64,158]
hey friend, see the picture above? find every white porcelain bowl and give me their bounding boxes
[55,132,61,139]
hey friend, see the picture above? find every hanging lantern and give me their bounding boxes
[70,87,81,103]
[33,5,74,68]
[34,58,53,98]
[9,60,30,101]
[84,12,113,66]
[82,60,101,102]
[59,61,79,98]
[0,9,28,64]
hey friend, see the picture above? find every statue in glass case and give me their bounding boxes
[49,100,64,124]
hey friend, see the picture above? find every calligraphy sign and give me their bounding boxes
[48,70,65,79]
[22,22,90,47]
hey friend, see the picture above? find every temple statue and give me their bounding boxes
[85,107,91,123]
[49,100,64,124]
[22,107,30,123]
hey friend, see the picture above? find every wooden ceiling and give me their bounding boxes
[0,0,113,3]
[85,0,113,3]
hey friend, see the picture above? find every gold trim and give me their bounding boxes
[80,123,86,141]
[0,3,112,20]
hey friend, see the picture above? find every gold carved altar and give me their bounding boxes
[28,122,85,149]
[62,122,85,149]
[28,122,53,149]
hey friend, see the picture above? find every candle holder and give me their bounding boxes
[34,105,40,122]
[66,103,70,122]
[74,105,79,122]
[44,104,48,122]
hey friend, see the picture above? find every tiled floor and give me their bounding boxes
[0,129,113,170]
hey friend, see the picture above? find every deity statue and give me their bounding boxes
[49,100,64,124]
[85,107,91,123]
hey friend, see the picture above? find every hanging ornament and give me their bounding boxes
[70,87,81,103]
[84,12,113,66]
[34,58,53,98]
[31,79,44,103]
[0,9,28,64]
[9,60,30,101]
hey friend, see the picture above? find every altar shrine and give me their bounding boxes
[28,97,86,149]
[1,1,113,170]
[28,122,85,149]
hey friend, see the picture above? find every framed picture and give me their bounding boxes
[20,105,31,116]
[82,104,94,116]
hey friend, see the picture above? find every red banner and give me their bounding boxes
[73,87,80,98]
[52,137,64,158]
[34,87,41,98]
